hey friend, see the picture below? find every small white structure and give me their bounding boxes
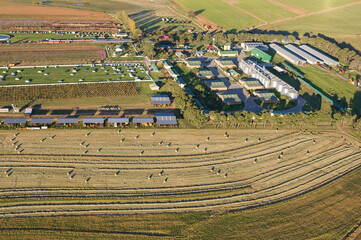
[299,45,339,66]
[115,45,125,52]
[241,42,268,51]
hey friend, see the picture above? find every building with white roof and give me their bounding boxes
[299,45,339,66]
[269,43,306,65]
[285,44,323,65]
[241,42,268,51]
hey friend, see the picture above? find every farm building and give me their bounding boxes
[229,69,240,77]
[238,59,298,99]
[108,117,129,127]
[204,80,227,91]
[31,118,53,126]
[241,42,268,51]
[186,60,202,68]
[24,107,33,117]
[215,59,236,68]
[217,92,242,105]
[155,113,178,127]
[218,51,238,57]
[198,69,215,79]
[299,45,339,66]
[151,95,171,106]
[269,43,306,65]
[251,48,272,63]
[224,43,231,51]
[167,68,179,78]
[4,118,27,126]
[163,60,172,69]
[176,77,186,88]
[285,44,322,65]
[82,117,104,127]
[151,63,159,72]
[241,79,264,90]
[133,117,154,127]
[114,45,125,52]
[254,91,279,103]
[149,83,160,90]
[57,117,78,126]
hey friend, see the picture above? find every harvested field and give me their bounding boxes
[0,0,112,21]
[0,44,106,65]
[0,129,360,217]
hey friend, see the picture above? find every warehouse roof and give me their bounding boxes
[4,118,27,124]
[299,45,339,66]
[155,113,178,125]
[198,69,214,78]
[108,117,129,124]
[217,59,236,66]
[186,60,202,66]
[218,93,242,103]
[31,118,53,124]
[243,79,264,88]
[218,50,238,56]
[204,80,227,90]
[285,44,322,64]
[269,43,306,65]
[133,117,154,123]
[57,117,79,124]
[151,95,171,105]
[82,117,104,124]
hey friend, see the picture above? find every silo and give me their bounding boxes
[288,89,298,100]
[281,85,290,96]
[276,82,284,92]
[264,79,271,88]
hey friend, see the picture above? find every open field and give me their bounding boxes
[174,0,262,30]
[0,64,149,86]
[260,2,361,35]
[0,129,359,219]
[0,0,112,21]
[275,0,361,12]
[0,44,106,65]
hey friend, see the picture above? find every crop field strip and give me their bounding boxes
[0,129,360,217]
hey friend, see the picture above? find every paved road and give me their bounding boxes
[272,96,307,114]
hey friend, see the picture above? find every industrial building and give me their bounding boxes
[108,117,129,127]
[241,79,264,90]
[31,118,53,126]
[155,113,178,127]
[269,43,306,65]
[215,59,236,68]
[186,60,202,68]
[218,51,238,57]
[57,117,79,126]
[133,117,154,127]
[217,92,242,105]
[4,118,27,126]
[204,80,228,91]
[83,118,104,127]
[285,44,322,65]
[198,69,215,79]
[151,95,171,106]
[251,48,272,63]
[238,59,298,100]
[299,45,339,66]
[254,91,279,103]
[241,42,268,51]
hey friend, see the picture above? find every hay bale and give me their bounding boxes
[80,141,85,145]
[211,166,214,172]
[175,148,179,152]
[254,158,257,163]
[152,132,155,136]
[204,147,207,152]
[135,135,139,139]
[217,169,221,175]
[159,170,164,176]
[85,177,90,183]
[206,137,210,141]
[97,147,102,152]
[115,170,120,176]
[148,174,153,179]
[167,143,171,147]
[245,138,248,142]
[140,150,144,155]
[84,150,88,154]
[86,132,91,136]
[224,173,228,178]
[196,144,199,148]
[121,138,125,142]
[164,177,168,183]
[258,138,261,142]
[224,132,228,136]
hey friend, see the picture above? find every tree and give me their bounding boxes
[187,11,196,19]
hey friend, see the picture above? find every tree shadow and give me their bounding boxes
[350,90,361,116]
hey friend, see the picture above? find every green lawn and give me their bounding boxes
[0,64,149,86]
[175,0,261,30]
[236,0,296,22]
[0,32,92,44]
[262,3,361,35]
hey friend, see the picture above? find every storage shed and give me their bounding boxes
[217,93,242,105]
[57,117,79,126]
[108,117,129,127]
[198,69,215,79]
[133,117,154,127]
[31,118,53,126]
[151,95,171,106]
[204,80,227,91]
[285,44,322,65]
[4,118,27,126]
[241,79,264,90]
[251,48,272,63]
[215,59,236,68]
[241,42,268,51]
[186,60,202,68]
[155,113,178,127]
[269,43,306,65]
[299,45,339,66]
[82,117,104,127]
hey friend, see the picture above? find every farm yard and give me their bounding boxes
[0,44,107,65]
[0,63,149,86]
[0,128,359,220]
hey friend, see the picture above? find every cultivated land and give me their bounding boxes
[0,129,360,220]
[0,64,149,86]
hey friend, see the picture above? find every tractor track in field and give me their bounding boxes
[0,130,360,217]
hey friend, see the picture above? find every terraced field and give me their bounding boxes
[0,129,360,217]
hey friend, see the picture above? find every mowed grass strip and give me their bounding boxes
[174,0,262,30]
[276,0,361,12]
[236,0,296,22]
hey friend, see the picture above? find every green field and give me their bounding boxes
[236,0,296,22]
[174,0,262,30]
[276,0,360,12]
[0,64,149,86]
[261,3,361,35]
